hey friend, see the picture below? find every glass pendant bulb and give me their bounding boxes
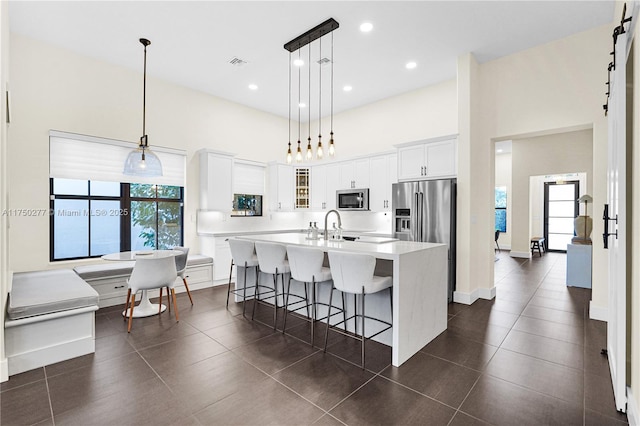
[123,137,162,177]
[286,142,292,164]
[296,141,303,162]
[306,139,313,160]
[317,141,324,159]
[328,132,335,157]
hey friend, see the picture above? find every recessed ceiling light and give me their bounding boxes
[406,61,417,69]
[343,85,353,92]
[298,102,306,108]
[497,149,503,153]
[293,59,304,67]
[248,84,258,90]
[360,22,373,33]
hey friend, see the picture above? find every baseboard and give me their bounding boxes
[8,337,95,376]
[478,286,496,300]
[453,289,479,305]
[0,357,8,383]
[627,386,639,426]
[510,251,531,259]
[589,301,608,322]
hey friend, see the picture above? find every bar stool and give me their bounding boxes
[530,237,546,257]
[254,241,290,330]
[285,245,340,346]
[227,238,261,317]
[323,251,393,369]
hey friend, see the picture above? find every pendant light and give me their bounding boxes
[124,38,163,177]
[284,18,339,163]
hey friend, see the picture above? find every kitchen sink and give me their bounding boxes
[342,235,398,244]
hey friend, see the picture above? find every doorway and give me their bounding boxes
[543,181,579,252]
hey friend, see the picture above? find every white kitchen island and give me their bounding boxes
[236,233,448,367]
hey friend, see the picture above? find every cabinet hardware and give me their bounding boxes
[278,202,281,209]
[114,285,125,289]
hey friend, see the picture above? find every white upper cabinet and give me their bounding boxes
[340,158,370,189]
[311,165,327,210]
[268,163,294,212]
[397,136,457,181]
[199,150,234,212]
[325,163,341,210]
[369,154,397,212]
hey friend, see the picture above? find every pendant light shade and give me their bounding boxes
[124,38,163,177]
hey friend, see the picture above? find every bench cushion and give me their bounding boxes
[74,261,136,280]
[73,255,213,280]
[186,254,214,266]
[8,269,99,320]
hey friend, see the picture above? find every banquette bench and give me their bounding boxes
[4,254,213,377]
[5,269,99,376]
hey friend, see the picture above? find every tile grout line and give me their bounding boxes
[42,366,56,426]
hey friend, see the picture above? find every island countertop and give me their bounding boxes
[236,232,448,367]
[237,233,446,261]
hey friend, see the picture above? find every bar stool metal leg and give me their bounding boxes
[226,260,234,308]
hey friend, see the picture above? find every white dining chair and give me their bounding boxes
[173,246,193,305]
[324,251,393,369]
[125,256,179,332]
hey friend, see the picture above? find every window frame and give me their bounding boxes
[49,179,184,261]
[495,186,507,233]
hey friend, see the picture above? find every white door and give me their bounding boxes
[606,27,628,413]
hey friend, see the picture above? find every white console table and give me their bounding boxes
[566,244,592,288]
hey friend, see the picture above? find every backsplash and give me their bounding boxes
[197,210,393,235]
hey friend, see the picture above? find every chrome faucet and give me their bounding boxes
[324,209,342,240]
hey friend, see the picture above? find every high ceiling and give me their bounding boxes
[9,1,615,121]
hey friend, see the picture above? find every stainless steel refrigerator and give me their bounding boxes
[392,179,456,302]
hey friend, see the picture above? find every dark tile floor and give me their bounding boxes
[1,253,628,425]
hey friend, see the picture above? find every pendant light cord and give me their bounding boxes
[308,43,311,143]
[319,36,322,140]
[298,49,301,143]
[330,32,334,136]
[288,52,291,145]
[139,38,151,149]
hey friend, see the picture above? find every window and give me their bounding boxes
[50,179,183,261]
[495,186,507,233]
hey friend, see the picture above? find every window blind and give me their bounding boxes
[49,130,186,187]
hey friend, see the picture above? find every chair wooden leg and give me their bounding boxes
[124,289,131,321]
[127,293,136,333]
[183,278,193,305]
[171,288,179,322]
[158,287,164,314]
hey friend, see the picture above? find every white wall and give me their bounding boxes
[471,24,610,309]
[511,130,593,256]
[0,0,11,383]
[7,34,289,272]
[495,152,512,249]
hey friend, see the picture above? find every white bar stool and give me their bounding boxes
[227,238,262,317]
[285,245,340,346]
[254,241,290,330]
[323,251,393,369]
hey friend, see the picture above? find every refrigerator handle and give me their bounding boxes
[411,192,420,241]
[419,192,424,241]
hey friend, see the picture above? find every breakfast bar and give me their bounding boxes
[235,233,448,367]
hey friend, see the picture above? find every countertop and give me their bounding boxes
[237,233,445,261]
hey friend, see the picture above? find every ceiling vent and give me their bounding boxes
[229,57,248,66]
[317,57,331,66]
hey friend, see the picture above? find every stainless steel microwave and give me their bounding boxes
[337,188,369,211]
